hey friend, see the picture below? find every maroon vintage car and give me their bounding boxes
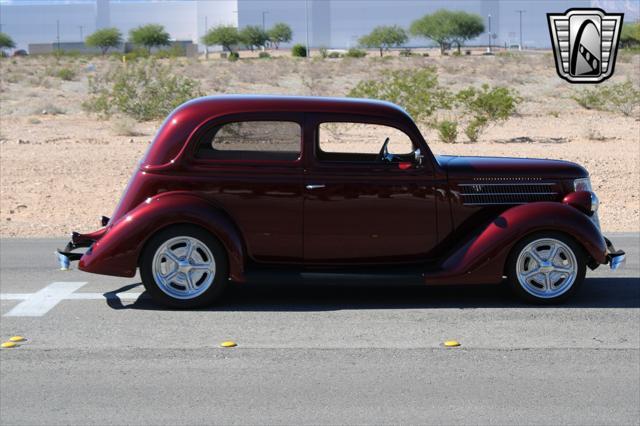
[59,95,625,307]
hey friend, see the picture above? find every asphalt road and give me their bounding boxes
[0,234,638,425]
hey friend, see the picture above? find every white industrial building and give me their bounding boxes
[0,0,637,52]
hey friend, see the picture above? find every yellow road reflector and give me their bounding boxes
[220,341,237,348]
[443,340,461,347]
[9,336,26,342]
[1,342,18,348]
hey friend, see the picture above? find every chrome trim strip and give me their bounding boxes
[610,253,626,270]
[461,192,558,196]
[458,183,555,186]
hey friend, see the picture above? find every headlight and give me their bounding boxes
[573,178,592,192]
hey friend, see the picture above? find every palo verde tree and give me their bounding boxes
[450,12,484,53]
[240,25,269,51]
[201,25,241,53]
[411,10,484,54]
[0,32,16,54]
[85,27,122,55]
[129,24,171,53]
[267,23,293,49]
[358,25,408,57]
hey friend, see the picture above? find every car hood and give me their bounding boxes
[436,155,588,180]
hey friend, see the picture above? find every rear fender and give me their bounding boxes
[79,192,246,281]
[425,202,606,285]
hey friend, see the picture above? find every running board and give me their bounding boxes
[243,268,425,286]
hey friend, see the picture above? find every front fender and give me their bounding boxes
[425,202,606,285]
[79,192,246,281]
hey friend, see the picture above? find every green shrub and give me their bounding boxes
[434,120,458,143]
[345,48,366,58]
[83,59,203,121]
[452,50,462,56]
[319,46,328,58]
[292,44,307,57]
[258,51,271,59]
[327,51,342,58]
[399,48,413,57]
[56,67,76,81]
[455,84,520,142]
[348,67,452,123]
[573,81,640,116]
[464,117,487,142]
[154,44,186,59]
[123,48,150,61]
[228,51,239,61]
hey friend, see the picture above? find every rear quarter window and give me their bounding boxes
[196,121,301,161]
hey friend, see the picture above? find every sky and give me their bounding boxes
[0,0,638,50]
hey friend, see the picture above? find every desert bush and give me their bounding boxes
[571,88,604,110]
[258,51,271,59]
[456,84,521,141]
[463,116,487,142]
[319,46,328,58]
[327,51,342,58]
[348,67,452,123]
[345,48,366,58]
[434,120,458,143]
[56,67,76,81]
[111,116,142,136]
[154,44,185,59]
[228,51,239,62]
[399,48,413,57]
[123,48,150,61]
[572,81,640,116]
[292,44,307,57]
[83,59,203,120]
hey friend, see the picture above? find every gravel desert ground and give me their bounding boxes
[1,50,639,236]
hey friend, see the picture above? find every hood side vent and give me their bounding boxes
[458,182,559,206]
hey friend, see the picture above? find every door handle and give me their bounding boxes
[305,184,326,190]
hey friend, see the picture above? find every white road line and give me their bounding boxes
[1,292,143,301]
[3,282,87,317]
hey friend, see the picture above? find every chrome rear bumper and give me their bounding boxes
[605,237,625,270]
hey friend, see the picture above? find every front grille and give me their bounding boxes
[458,182,559,205]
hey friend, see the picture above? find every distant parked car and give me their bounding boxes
[12,49,28,57]
[59,95,625,307]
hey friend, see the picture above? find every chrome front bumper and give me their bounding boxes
[605,237,626,270]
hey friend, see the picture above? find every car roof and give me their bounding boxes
[143,95,414,166]
[180,95,410,118]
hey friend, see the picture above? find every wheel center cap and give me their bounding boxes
[177,260,191,274]
[539,261,554,273]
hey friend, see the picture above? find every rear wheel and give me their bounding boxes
[140,225,228,308]
[506,232,586,304]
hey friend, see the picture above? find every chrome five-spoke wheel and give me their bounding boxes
[152,236,216,300]
[507,232,586,304]
[516,238,577,299]
[141,225,228,308]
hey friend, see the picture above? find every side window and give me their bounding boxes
[196,121,301,161]
[318,122,414,162]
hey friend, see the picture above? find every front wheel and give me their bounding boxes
[506,232,586,304]
[140,225,228,308]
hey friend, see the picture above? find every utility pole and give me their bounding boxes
[204,15,208,60]
[78,25,83,42]
[262,11,269,31]
[516,10,525,50]
[487,14,492,54]
[56,19,61,52]
[305,0,310,58]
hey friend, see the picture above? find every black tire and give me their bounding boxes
[140,225,228,308]
[506,231,586,305]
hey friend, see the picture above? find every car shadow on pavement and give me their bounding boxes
[104,277,639,311]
